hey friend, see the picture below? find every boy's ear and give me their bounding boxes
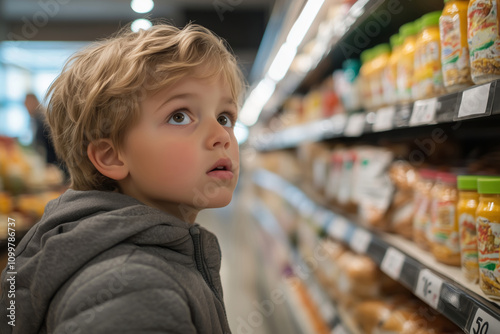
[87,139,128,181]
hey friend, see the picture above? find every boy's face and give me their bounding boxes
[118,72,239,222]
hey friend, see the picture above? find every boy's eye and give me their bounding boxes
[167,111,192,125]
[217,114,233,128]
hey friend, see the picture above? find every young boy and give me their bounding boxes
[0,23,244,334]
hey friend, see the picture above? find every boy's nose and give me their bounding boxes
[206,120,231,150]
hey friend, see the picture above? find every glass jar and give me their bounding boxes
[414,11,446,100]
[383,34,403,106]
[440,0,473,91]
[477,177,500,297]
[468,0,500,84]
[430,172,460,266]
[397,21,419,103]
[457,175,480,282]
[370,44,391,109]
[360,48,375,110]
[413,169,437,250]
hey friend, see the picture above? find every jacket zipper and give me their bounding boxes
[189,226,226,315]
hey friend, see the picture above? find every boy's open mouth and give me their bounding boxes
[207,159,234,180]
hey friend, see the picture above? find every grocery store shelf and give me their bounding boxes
[250,197,353,333]
[252,80,500,151]
[252,168,500,334]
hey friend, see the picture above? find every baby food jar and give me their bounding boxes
[414,11,445,100]
[477,177,500,298]
[430,172,460,266]
[457,175,480,282]
[440,0,473,91]
[468,0,500,84]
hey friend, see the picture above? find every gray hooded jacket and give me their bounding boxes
[0,189,231,333]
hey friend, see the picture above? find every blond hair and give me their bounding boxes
[45,23,245,191]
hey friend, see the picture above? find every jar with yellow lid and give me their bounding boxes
[414,11,446,100]
[383,34,403,105]
[457,175,480,282]
[370,44,391,109]
[430,172,460,266]
[440,0,473,91]
[413,169,437,250]
[477,177,500,297]
[468,0,500,84]
[397,21,419,103]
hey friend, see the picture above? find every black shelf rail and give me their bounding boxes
[252,168,500,334]
[252,80,500,152]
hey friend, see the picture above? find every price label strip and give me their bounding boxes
[344,113,366,137]
[327,217,349,241]
[349,228,372,254]
[373,106,396,132]
[415,269,443,309]
[469,308,500,334]
[457,82,493,119]
[410,98,438,126]
[381,247,406,280]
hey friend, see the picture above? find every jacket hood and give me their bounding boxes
[1,189,215,333]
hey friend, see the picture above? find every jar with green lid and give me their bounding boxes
[414,11,446,100]
[468,0,500,84]
[429,172,460,266]
[370,44,391,109]
[383,34,403,105]
[440,0,473,91]
[360,48,375,110]
[397,21,419,103]
[457,175,480,282]
[476,177,500,297]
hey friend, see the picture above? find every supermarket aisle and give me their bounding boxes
[199,185,300,334]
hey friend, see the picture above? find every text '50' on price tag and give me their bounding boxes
[373,106,396,132]
[327,217,349,241]
[410,98,438,126]
[344,113,366,137]
[457,82,492,119]
[415,269,443,309]
[349,228,372,254]
[381,247,405,280]
[469,308,500,334]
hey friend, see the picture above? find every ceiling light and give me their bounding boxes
[131,19,153,32]
[267,42,297,82]
[286,0,325,48]
[131,0,154,14]
[239,78,276,126]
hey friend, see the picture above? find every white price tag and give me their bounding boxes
[349,228,372,254]
[373,106,396,132]
[344,113,365,137]
[330,113,347,134]
[410,98,437,126]
[332,324,347,334]
[469,308,500,334]
[415,269,443,309]
[327,217,349,241]
[458,83,491,118]
[381,247,405,280]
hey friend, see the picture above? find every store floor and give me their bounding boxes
[199,190,300,334]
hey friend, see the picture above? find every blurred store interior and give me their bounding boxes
[3,0,500,333]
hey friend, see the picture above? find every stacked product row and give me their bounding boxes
[254,137,500,302]
[279,0,500,125]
